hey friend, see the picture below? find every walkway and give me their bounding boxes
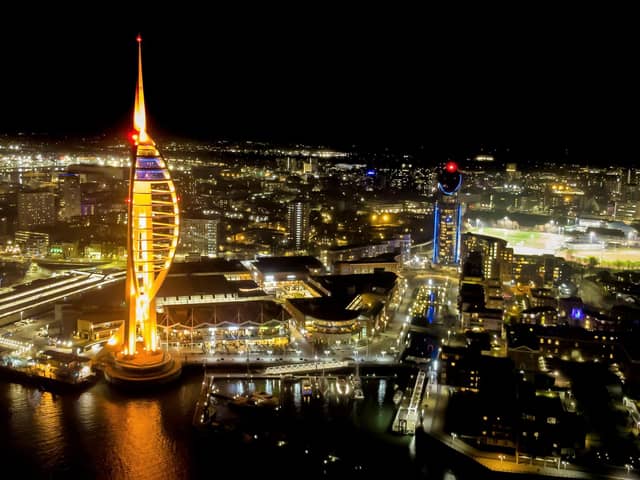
[420,381,633,479]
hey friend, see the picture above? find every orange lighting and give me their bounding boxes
[133,36,149,144]
[124,39,180,356]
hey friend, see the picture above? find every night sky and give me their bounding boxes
[0,10,637,164]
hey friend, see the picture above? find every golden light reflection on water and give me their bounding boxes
[1,376,409,479]
[2,382,190,480]
[101,399,181,480]
[31,390,64,466]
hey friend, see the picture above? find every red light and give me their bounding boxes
[136,35,142,43]
[445,162,458,173]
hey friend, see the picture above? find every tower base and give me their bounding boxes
[104,347,182,389]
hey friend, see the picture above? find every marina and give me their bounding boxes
[193,371,368,436]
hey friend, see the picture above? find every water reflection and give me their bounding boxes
[0,373,423,479]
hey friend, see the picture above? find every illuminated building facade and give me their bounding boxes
[58,173,82,221]
[178,217,219,258]
[288,200,309,251]
[432,162,463,265]
[123,37,180,355]
[18,191,56,229]
[463,233,514,283]
[15,230,49,257]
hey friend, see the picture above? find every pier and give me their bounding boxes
[391,369,426,434]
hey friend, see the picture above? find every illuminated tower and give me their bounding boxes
[124,36,180,355]
[432,161,463,265]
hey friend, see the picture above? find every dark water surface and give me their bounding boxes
[0,371,440,479]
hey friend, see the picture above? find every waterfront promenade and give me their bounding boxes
[420,380,638,479]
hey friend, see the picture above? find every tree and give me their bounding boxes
[587,257,599,269]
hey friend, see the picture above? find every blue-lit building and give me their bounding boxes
[433,162,463,265]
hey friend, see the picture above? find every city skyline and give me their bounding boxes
[0,15,637,164]
[3,18,640,478]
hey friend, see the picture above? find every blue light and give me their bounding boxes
[432,203,440,264]
[454,204,463,264]
[135,169,166,180]
[437,174,463,195]
[366,169,376,177]
[571,308,584,320]
[427,305,435,324]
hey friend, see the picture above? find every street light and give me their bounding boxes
[498,455,505,464]
[451,432,457,442]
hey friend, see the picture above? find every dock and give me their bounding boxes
[391,369,426,434]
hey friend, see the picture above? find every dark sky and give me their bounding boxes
[0,9,637,164]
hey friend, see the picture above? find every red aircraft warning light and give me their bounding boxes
[445,161,458,173]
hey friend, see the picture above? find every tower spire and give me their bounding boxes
[134,34,150,144]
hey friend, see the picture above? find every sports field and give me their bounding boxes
[468,226,640,268]
[468,227,565,255]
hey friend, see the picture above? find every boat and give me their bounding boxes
[352,364,364,400]
[301,377,313,397]
[249,391,279,407]
[353,386,364,400]
[352,376,364,400]
[229,391,280,410]
[336,376,351,396]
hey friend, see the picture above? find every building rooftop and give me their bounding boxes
[78,308,125,324]
[168,258,247,275]
[326,242,388,252]
[41,349,91,363]
[288,297,361,321]
[311,271,397,298]
[252,256,324,274]
[335,252,398,265]
[522,306,558,315]
[161,300,287,327]
[158,275,236,297]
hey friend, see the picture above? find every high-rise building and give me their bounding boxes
[432,162,463,265]
[58,173,81,221]
[463,233,513,283]
[178,218,219,257]
[18,191,56,229]
[288,200,309,250]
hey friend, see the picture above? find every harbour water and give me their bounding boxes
[0,370,427,480]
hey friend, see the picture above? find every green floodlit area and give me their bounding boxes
[468,226,640,268]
